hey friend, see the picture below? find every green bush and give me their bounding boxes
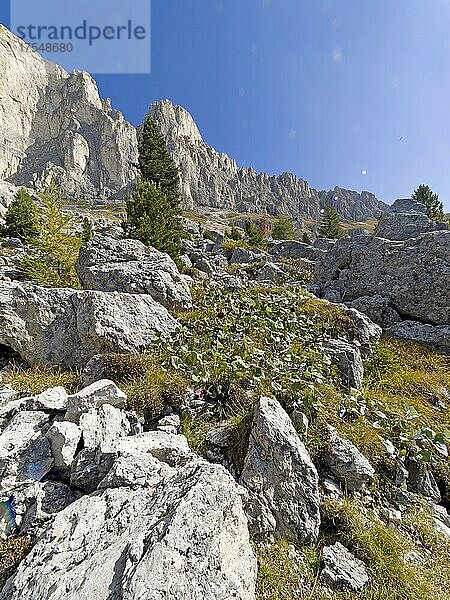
[271,216,297,240]
[0,188,38,242]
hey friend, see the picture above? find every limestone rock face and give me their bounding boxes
[375,198,448,240]
[76,235,192,311]
[150,100,387,221]
[314,231,450,325]
[240,396,321,544]
[0,282,177,367]
[1,461,257,600]
[325,426,375,492]
[0,25,138,199]
[320,542,369,592]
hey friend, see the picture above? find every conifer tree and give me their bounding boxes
[318,201,346,239]
[124,114,184,261]
[20,186,81,288]
[271,216,296,240]
[81,217,94,242]
[411,184,445,222]
[123,179,183,259]
[244,220,266,248]
[138,115,180,206]
[1,188,38,242]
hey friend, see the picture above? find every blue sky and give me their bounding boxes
[3,0,450,210]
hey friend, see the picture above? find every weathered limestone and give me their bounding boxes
[1,461,257,600]
[240,396,321,544]
[0,282,177,367]
[76,235,192,311]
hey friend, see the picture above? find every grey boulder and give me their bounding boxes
[0,282,177,367]
[320,542,369,591]
[240,396,320,543]
[326,339,364,390]
[325,426,375,492]
[1,461,257,600]
[76,236,192,311]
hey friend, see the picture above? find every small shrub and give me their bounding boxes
[0,536,31,589]
[126,366,188,424]
[0,188,38,242]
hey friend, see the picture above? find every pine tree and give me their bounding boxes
[1,188,38,242]
[123,179,184,259]
[318,202,346,239]
[138,115,180,206]
[123,114,184,261]
[20,186,81,288]
[411,185,445,222]
[272,216,297,240]
[244,220,266,248]
[302,231,312,245]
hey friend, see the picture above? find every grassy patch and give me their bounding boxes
[2,366,79,396]
[319,497,450,600]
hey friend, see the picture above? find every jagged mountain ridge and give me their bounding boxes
[0,24,387,220]
[150,99,388,222]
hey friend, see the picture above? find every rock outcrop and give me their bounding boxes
[76,235,192,311]
[150,100,387,221]
[0,282,177,367]
[0,380,257,600]
[240,396,321,544]
[0,25,138,199]
[314,231,450,326]
[375,198,448,241]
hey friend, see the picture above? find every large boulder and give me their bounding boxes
[1,460,257,600]
[375,198,448,241]
[0,282,177,367]
[240,396,320,544]
[76,236,192,311]
[314,231,450,325]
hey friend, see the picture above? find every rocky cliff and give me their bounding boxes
[0,24,386,220]
[150,99,388,221]
[0,25,138,199]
